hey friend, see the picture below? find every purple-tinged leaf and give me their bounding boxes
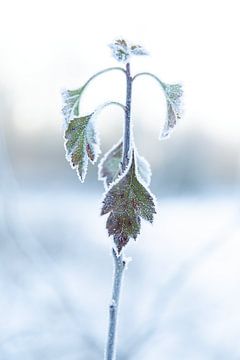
[101,151,156,253]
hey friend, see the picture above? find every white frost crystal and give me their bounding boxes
[161,83,183,139]
[64,112,100,183]
[61,87,83,125]
[135,151,152,187]
[109,38,148,63]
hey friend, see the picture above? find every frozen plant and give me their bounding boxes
[61,38,183,360]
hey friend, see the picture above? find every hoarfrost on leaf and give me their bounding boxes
[99,140,152,188]
[61,87,84,125]
[109,38,148,63]
[161,83,183,139]
[65,114,100,182]
[130,44,148,56]
[98,139,123,188]
[101,151,156,254]
[135,153,152,187]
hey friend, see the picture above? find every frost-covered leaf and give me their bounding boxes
[98,139,122,187]
[99,140,152,188]
[130,44,148,56]
[101,152,156,253]
[109,39,129,63]
[161,83,183,139]
[61,87,84,125]
[109,38,148,63]
[136,154,152,187]
[65,114,100,182]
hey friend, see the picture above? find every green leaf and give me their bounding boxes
[101,151,156,253]
[65,114,100,182]
[99,140,152,188]
[62,87,84,124]
[161,83,183,138]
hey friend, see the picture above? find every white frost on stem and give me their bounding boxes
[105,249,126,360]
[105,62,133,360]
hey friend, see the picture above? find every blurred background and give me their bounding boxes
[0,0,240,359]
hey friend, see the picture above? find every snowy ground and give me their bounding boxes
[0,190,240,359]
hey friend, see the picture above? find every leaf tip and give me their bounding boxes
[114,234,129,255]
[76,168,86,183]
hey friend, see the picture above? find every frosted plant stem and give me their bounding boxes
[105,249,126,360]
[122,62,132,172]
[132,71,164,88]
[105,63,132,360]
[83,67,126,93]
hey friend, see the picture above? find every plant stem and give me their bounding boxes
[83,67,126,91]
[132,71,164,88]
[122,62,132,172]
[94,101,126,114]
[105,62,132,360]
[105,249,126,360]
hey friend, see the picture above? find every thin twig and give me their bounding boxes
[132,71,164,87]
[105,249,126,360]
[122,62,132,172]
[105,62,133,360]
[84,67,126,88]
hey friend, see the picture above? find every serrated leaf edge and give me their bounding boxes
[100,149,157,254]
[100,148,157,219]
[61,87,84,126]
[63,112,101,183]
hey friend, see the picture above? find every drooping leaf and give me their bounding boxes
[99,140,152,188]
[61,87,85,124]
[101,151,156,253]
[109,38,148,63]
[65,114,100,182]
[161,83,183,139]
